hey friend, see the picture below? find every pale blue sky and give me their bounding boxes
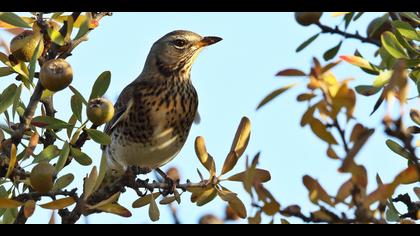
[0,12,418,224]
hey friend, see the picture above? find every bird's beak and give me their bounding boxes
[196,36,223,48]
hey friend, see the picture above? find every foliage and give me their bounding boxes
[256,12,420,224]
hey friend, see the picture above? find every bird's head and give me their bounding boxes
[144,30,222,78]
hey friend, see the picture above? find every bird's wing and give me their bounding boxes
[103,82,136,136]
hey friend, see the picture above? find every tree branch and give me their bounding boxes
[315,22,381,47]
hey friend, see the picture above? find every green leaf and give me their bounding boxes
[11,84,22,120]
[353,12,364,21]
[296,33,319,53]
[0,84,17,114]
[28,39,42,84]
[69,147,92,166]
[372,70,393,87]
[47,27,65,46]
[323,41,342,61]
[32,145,60,164]
[74,17,90,41]
[69,85,88,105]
[393,30,420,56]
[31,116,72,130]
[0,12,31,28]
[355,85,381,96]
[386,139,411,160]
[381,31,408,59]
[385,204,400,222]
[55,142,70,173]
[344,12,354,29]
[52,173,74,191]
[0,67,13,77]
[85,129,111,145]
[400,12,420,24]
[67,114,78,139]
[89,71,111,100]
[256,83,298,110]
[391,20,420,41]
[71,95,83,122]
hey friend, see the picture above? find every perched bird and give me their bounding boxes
[94,30,222,199]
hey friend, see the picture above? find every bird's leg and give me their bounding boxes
[155,168,176,196]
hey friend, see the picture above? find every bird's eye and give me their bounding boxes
[173,39,187,48]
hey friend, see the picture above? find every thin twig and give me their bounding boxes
[315,22,381,47]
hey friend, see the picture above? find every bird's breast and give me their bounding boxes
[106,81,198,171]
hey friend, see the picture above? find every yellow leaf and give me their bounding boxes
[0,198,24,208]
[303,175,334,206]
[5,143,17,178]
[310,119,338,145]
[83,166,98,200]
[227,169,271,183]
[230,116,251,159]
[23,200,36,218]
[195,187,217,206]
[40,197,75,210]
[53,15,89,28]
[159,196,177,205]
[312,210,333,221]
[228,195,247,219]
[132,193,161,208]
[194,136,216,175]
[217,189,237,202]
[96,203,132,217]
[0,17,35,29]
[148,192,160,222]
[88,192,120,210]
[331,12,351,17]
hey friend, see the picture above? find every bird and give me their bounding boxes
[92,30,222,200]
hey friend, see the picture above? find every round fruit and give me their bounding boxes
[87,97,115,126]
[295,12,323,26]
[30,162,55,194]
[40,59,73,92]
[366,17,392,41]
[10,30,44,62]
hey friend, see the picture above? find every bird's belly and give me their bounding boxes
[107,128,183,171]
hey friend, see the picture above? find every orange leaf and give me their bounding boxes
[23,200,36,218]
[25,132,39,157]
[262,201,280,216]
[364,184,396,208]
[339,55,376,71]
[393,165,420,185]
[336,179,354,203]
[0,198,24,208]
[39,197,76,210]
[276,68,306,77]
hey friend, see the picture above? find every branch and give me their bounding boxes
[333,119,350,153]
[59,167,207,224]
[315,22,381,47]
